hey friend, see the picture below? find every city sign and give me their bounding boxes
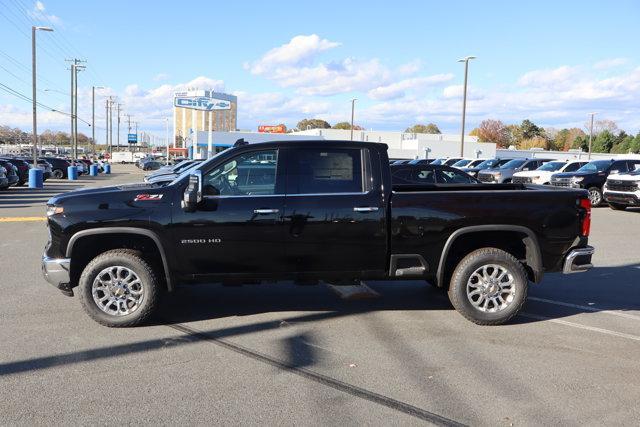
[128,133,138,143]
[174,95,231,111]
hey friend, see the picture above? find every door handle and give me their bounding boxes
[353,206,379,212]
[254,208,279,214]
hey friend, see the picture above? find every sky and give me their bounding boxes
[0,0,639,143]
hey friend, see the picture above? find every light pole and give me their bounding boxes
[350,98,357,141]
[30,26,53,188]
[588,112,596,159]
[164,117,170,165]
[92,86,104,155]
[457,56,476,157]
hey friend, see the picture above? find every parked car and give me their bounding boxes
[430,157,464,166]
[0,159,20,187]
[603,165,640,210]
[462,158,513,178]
[391,164,480,184]
[72,160,88,175]
[512,160,588,185]
[0,165,9,189]
[41,157,72,179]
[0,157,30,186]
[552,158,640,206]
[142,160,163,171]
[451,158,487,169]
[478,158,551,183]
[43,140,594,328]
[392,159,412,165]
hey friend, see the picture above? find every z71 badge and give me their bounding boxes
[134,194,163,201]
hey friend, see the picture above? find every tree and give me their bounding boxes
[332,122,364,130]
[474,119,509,147]
[519,119,544,140]
[554,128,586,151]
[591,130,616,153]
[586,119,619,135]
[519,136,547,150]
[404,123,441,134]
[297,118,331,131]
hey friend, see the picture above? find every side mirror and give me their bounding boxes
[182,170,202,212]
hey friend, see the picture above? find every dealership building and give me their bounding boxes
[173,90,237,156]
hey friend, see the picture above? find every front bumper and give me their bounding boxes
[604,191,640,206]
[563,246,594,274]
[42,256,73,296]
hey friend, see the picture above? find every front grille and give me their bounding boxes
[478,173,495,183]
[512,176,532,184]
[551,178,572,187]
[607,180,638,192]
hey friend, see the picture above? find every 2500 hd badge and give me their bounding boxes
[181,238,222,244]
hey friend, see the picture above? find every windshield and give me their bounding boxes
[452,159,472,167]
[467,159,485,168]
[474,159,499,169]
[577,160,611,173]
[430,158,445,165]
[499,159,527,169]
[536,161,565,172]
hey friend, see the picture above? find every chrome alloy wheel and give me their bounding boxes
[92,266,144,316]
[466,264,516,313]
[588,188,602,206]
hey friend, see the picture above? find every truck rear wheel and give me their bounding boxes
[78,249,160,327]
[448,248,528,325]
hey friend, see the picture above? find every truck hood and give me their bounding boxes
[608,172,640,181]
[513,170,552,177]
[552,171,594,179]
[47,182,162,204]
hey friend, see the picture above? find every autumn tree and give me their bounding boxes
[404,123,441,134]
[332,122,364,130]
[297,118,331,130]
[473,119,509,147]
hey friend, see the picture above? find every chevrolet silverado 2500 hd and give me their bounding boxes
[42,140,594,327]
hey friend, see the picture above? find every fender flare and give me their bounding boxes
[66,227,174,291]
[436,225,543,287]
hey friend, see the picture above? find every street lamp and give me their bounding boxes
[92,86,104,155]
[588,112,596,160]
[30,26,53,188]
[457,56,476,157]
[164,117,170,165]
[350,98,357,141]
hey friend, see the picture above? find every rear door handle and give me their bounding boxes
[353,206,379,212]
[254,208,279,214]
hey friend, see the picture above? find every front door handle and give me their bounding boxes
[254,208,279,214]
[353,206,379,212]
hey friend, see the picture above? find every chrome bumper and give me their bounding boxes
[42,256,73,295]
[563,246,594,274]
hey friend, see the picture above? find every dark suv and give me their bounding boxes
[0,157,30,186]
[550,159,640,206]
[42,157,72,179]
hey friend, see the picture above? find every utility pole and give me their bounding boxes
[116,103,122,151]
[66,58,85,159]
[588,112,596,160]
[457,56,476,157]
[350,98,357,141]
[105,98,109,156]
[31,26,53,172]
[92,86,103,155]
[108,96,114,157]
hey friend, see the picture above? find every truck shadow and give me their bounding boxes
[156,263,640,325]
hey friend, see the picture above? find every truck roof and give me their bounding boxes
[231,139,390,151]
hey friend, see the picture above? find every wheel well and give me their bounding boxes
[69,233,167,290]
[438,230,539,288]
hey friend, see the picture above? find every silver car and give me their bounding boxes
[478,158,552,183]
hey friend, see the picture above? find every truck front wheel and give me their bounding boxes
[78,249,160,327]
[448,248,528,326]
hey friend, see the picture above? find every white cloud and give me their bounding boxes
[397,59,422,75]
[517,66,578,89]
[247,34,340,75]
[593,58,629,70]
[153,73,169,82]
[368,74,454,100]
[28,1,63,25]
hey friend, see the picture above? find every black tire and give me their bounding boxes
[52,168,64,179]
[16,180,25,187]
[608,202,627,211]
[78,249,160,327]
[588,187,604,207]
[448,248,528,326]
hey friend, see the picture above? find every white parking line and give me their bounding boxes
[520,312,640,342]
[529,297,640,321]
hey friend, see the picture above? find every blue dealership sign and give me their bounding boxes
[128,133,137,143]
[174,96,231,111]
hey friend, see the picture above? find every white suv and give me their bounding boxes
[512,160,588,185]
[603,164,640,210]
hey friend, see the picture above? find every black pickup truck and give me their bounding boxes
[42,140,594,327]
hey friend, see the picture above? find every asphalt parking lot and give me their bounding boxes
[1,165,639,425]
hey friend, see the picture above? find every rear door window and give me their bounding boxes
[287,148,365,194]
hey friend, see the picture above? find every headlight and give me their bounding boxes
[571,177,584,183]
[530,176,540,180]
[46,205,64,216]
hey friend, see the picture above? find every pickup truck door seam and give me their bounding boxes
[66,227,174,291]
[436,224,543,287]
